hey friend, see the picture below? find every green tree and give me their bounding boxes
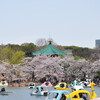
[63,46,92,59]
[21,43,36,57]
[0,47,14,61]
[9,51,25,64]
[6,44,21,51]
[0,47,25,64]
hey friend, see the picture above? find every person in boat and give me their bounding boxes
[79,93,87,100]
[0,88,5,92]
[35,87,39,93]
[45,81,49,86]
[54,93,58,98]
[1,80,6,85]
[60,93,66,100]
[41,87,44,91]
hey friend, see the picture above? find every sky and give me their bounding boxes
[0,0,100,48]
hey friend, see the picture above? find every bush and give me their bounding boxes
[74,56,84,60]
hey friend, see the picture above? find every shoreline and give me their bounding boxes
[8,82,41,87]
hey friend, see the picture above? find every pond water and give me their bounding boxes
[0,86,100,100]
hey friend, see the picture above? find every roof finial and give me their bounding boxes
[48,38,53,44]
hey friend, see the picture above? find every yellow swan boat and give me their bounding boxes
[54,82,70,90]
[0,81,8,87]
[66,82,98,100]
[47,82,99,100]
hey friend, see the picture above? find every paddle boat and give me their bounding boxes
[80,81,91,87]
[89,82,97,99]
[71,80,84,91]
[0,88,8,95]
[45,89,91,100]
[31,86,48,96]
[28,82,36,89]
[0,87,12,95]
[71,80,82,86]
[54,82,70,90]
[46,82,100,100]
[45,90,70,100]
[0,80,8,94]
[0,81,9,95]
[0,80,8,87]
[41,81,53,87]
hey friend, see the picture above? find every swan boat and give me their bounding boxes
[45,82,99,100]
[31,86,48,96]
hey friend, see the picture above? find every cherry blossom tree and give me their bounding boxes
[0,55,100,83]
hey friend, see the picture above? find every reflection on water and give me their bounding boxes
[0,86,100,100]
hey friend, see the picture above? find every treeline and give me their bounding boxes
[0,43,100,64]
[63,46,100,60]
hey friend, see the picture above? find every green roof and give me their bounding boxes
[32,44,66,56]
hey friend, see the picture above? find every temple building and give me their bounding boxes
[32,39,66,56]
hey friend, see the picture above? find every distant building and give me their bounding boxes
[64,49,73,55]
[95,39,100,47]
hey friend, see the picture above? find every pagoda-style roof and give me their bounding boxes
[32,44,66,56]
